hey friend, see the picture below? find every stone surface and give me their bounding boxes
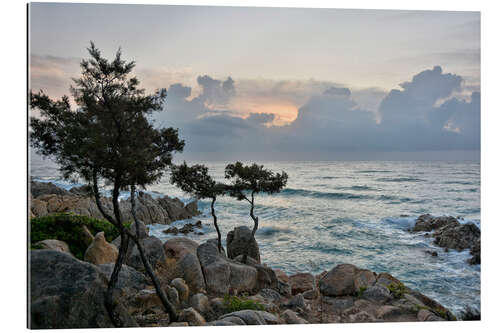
[362,284,392,304]
[319,264,358,296]
[84,232,119,265]
[197,239,257,295]
[258,288,281,302]
[287,293,306,309]
[418,309,444,321]
[433,222,480,251]
[178,307,206,326]
[163,237,205,293]
[125,236,166,272]
[190,293,210,315]
[171,278,190,304]
[281,309,309,324]
[30,250,136,328]
[34,239,71,255]
[97,263,149,299]
[226,226,261,263]
[219,310,278,325]
[412,214,460,232]
[289,272,315,295]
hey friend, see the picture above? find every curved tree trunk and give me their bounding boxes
[211,197,222,253]
[243,191,258,264]
[129,185,178,322]
[92,172,129,327]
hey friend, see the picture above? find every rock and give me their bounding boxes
[190,293,210,315]
[125,236,166,272]
[219,310,277,325]
[218,316,247,325]
[69,185,93,196]
[31,180,70,197]
[319,264,358,296]
[375,272,403,288]
[178,307,206,326]
[163,237,206,293]
[281,309,309,324]
[97,263,149,299]
[166,286,180,308]
[303,289,319,300]
[34,239,71,255]
[129,220,149,239]
[185,201,200,216]
[287,293,305,309]
[163,226,179,234]
[171,278,190,304]
[209,298,226,317]
[258,288,281,302]
[417,309,444,321]
[84,232,119,265]
[226,226,261,263]
[412,214,460,232]
[322,296,355,314]
[426,250,438,257]
[468,240,481,265]
[31,198,48,216]
[30,250,136,328]
[348,311,376,322]
[234,255,279,292]
[207,319,244,326]
[289,272,315,295]
[354,269,377,291]
[433,222,480,251]
[376,305,402,319]
[362,284,392,304]
[197,239,257,295]
[169,322,189,327]
[274,269,289,283]
[129,289,163,314]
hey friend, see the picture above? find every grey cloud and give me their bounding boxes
[196,75,235,107]
[246,113,275,125]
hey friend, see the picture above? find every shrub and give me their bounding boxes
[387,282,407,299]
[222,295,265,313]
[30,213,128,259]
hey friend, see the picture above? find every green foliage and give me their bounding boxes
[222,295,265,313]
[30,213,123,260]
[387,282,407,299]
[170,162,226,200]
[224,162,288,200]
[356,286,367,298]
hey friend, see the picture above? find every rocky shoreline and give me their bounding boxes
[29,181,478,328]
[29,180,200,224]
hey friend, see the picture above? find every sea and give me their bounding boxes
[30,158,480,317]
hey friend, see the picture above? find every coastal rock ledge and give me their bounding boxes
[30,236,459,328]
[29,180,200,225]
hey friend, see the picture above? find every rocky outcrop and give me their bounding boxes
[226,226,261,263]
[411,215,481,265]
[163,237,206,293]
[289,272,315,295]
[84,232,119,265]
[34,239,71,255]
[197,239,258,295]
[163,220,203,235]
[29,180,199,225]
[30,250,136,328]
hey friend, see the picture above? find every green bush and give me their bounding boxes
[222,295,265,313]
[30,213,127,260]
[387,282,407,299]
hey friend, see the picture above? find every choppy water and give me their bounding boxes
[30,158,480,316]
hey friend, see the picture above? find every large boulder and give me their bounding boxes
[97,263,149,299]
[125,236,166,272]
[433,222,480,251]
[289,272,315,295]
[412,214,460,232]
[163,237,206,293]
[197,239,258,295]
[219,310,278,325]
[319,264,376,297]
[34,239,71,255]
[84,232,119,265]
[226,226,261,263]
[30,250,136,328]
[233,254,279,292]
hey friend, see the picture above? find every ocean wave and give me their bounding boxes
[257,226,293,236]
[355,170,392,174]
[336,185,375,191]
[280,188,370,200]
[376,177,425,183]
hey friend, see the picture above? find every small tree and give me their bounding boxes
[224,162,288,263]
[30,43,183,325]
[170,162,226,253]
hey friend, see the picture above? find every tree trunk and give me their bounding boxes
[243,191,258,264]
[211,197,222,253]
[129,185,178,322]
[91,172,129,327]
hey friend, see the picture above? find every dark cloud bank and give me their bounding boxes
[154,66,480,161]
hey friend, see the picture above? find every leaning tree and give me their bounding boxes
[30,42,183,325]
[224,162,288,263]
[170,162,226,253]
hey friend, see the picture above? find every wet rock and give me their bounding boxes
[468,240,481,265]
[226,226,261,263]
[412,214,460,232]
[433,222,480,251]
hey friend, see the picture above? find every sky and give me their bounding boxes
[29,3,480,161]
